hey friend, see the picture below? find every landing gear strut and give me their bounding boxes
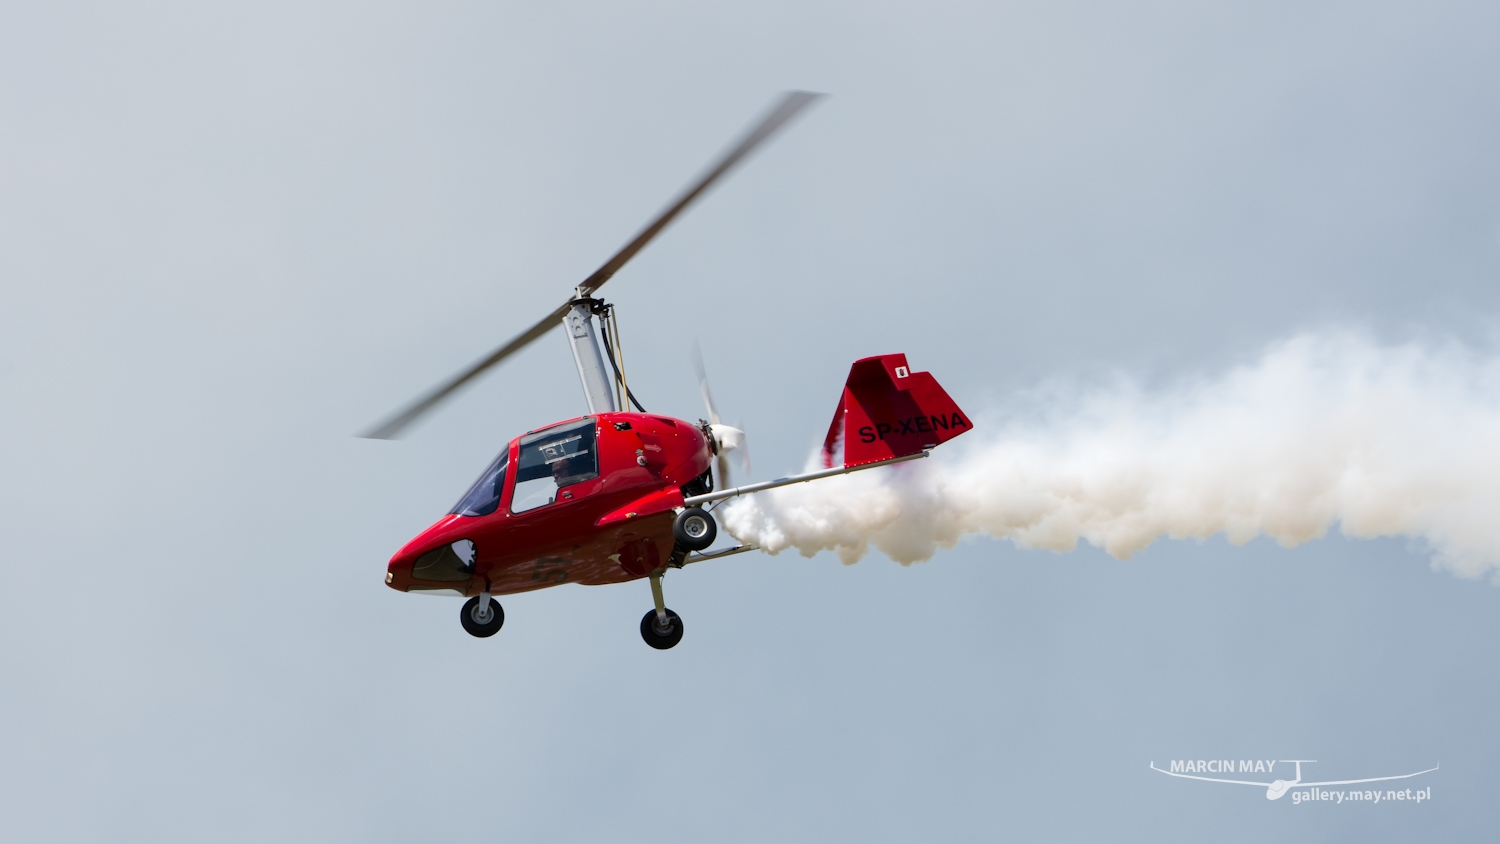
[461,593,504,638]
[639,570,684,649]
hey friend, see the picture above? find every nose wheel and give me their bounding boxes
[640,570,684,649]
[460,593,504,637]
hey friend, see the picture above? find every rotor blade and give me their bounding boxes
[360,301,572,439]
[363,91,822,440]
[577,90,823,297]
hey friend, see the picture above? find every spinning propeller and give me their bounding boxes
[362,91,824,439]
[693,344,749,489]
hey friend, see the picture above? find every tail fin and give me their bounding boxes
[821,353,972,468]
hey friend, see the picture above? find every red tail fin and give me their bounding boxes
[821,353,972,468]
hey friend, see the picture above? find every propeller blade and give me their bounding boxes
[695,343,728,486]
[716,452,733,492]
[692,341,722,426]
[360,302,572,439]
[693,342,749,490]
[577,90,823,297]
[736,417,751,475]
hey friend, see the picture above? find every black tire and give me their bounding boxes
[640,608,684,650]
[460,595,504,638]
[673,507,717,551]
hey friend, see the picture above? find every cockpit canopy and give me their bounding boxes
[449,417,601,518]
[512,418,599,513]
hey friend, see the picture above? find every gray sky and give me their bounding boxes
[2,1,1498,840]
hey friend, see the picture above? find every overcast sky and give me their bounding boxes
[3,1,1499,841]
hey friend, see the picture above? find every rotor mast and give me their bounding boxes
[564,294,617,413]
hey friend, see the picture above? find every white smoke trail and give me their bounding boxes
[721,331,1500,578]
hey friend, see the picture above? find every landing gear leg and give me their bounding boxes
[640,570,684,650]
[649,572,667,626]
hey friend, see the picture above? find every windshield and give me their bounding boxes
[450,451,509,517]
[511,418,599,513]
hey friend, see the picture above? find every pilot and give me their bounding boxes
[516,455,591,511]
[550,455,589,488]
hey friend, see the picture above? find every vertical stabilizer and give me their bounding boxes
[820,354,972,468]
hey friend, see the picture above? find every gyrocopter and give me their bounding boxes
[365,92,972,649]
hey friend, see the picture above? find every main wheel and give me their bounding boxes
[639,608,684,650]
[460,596,504,638]
[673,507,717,551]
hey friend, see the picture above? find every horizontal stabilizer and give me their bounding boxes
[821,354,972,468]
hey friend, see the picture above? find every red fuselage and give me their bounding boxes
[385,412,712,597]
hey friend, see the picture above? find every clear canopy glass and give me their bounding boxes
[511,418,600,513]
[450,451,509,517]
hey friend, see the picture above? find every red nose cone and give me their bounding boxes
[386,514,473,590]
